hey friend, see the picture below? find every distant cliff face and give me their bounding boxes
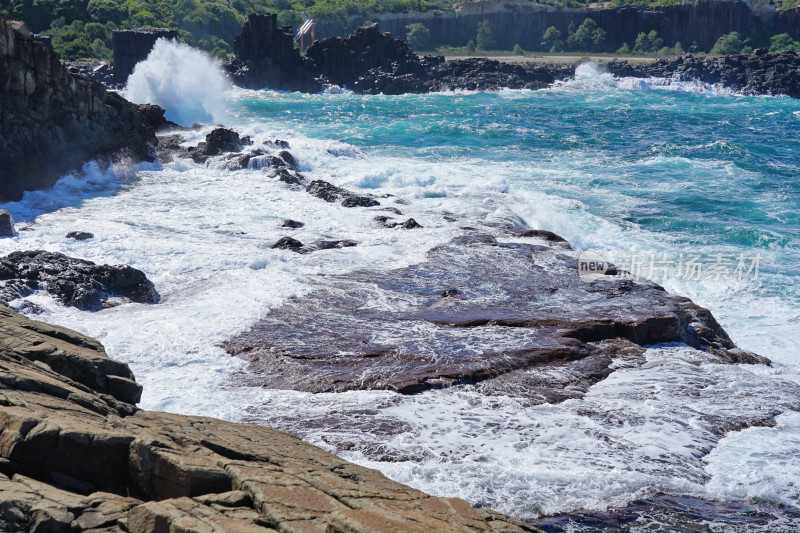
[317,0,758,51]
[0,15,156,202]
[775,7,800,40]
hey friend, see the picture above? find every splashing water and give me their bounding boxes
[123,39,230,126]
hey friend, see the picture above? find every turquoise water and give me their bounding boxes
[232,73,800,365]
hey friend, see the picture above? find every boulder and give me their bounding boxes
[65,231,93,241]
[0,210,15,237]
[0,250,159,311]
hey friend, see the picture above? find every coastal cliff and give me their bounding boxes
[319,0,758,52]
[0,303,539,532]
[0,15,156,202]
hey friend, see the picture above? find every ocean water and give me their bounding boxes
[2,53,800,529]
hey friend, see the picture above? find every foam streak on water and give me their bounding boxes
[2,61,800,527]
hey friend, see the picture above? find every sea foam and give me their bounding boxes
[123,39,230,126]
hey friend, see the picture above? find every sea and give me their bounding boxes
[2,40,799,530]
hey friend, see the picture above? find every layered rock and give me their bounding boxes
[0,303,539,532]
[226,227,765,395]
[607,51,800,98]
[0,15,157,202]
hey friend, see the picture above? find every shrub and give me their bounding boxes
[405,22,432,51]
[541,26,563,52]
[710,32,750,55]
[566,18,606,52]
[769,33,800,53]
[634,30,664,53]
[512,43,524,55]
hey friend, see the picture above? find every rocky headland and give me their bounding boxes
[0,302,541,532]
[224,14,575,94]
[222,13,800,99]
[0,15,159,202]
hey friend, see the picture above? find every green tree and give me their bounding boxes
[711,32,750,55]
[405,22,431,51]
[769,33,800,53]
[616,42,631,55]
[633,30,663,53]
[475,19,495,51]
[512,43,524,55]
[465,39,476,52]
[567,18,605,52]
[541,26,563,52]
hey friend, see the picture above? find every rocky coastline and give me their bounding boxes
[0,303,541,532]
[223,13,800,99]
[606,50,800,98]
[0,15,159,202]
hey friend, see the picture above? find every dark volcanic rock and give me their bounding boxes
[271,236,358,254]
[0,16,157,202]
[0,251,159,311]
[66,231,94,241]
[306,180,379,207]
[265,166,306,186]
[281,219,305,228]
[606,52,800,98]
[224,16,573,94]
[0,210,15,237]
[225,233,764,395]
[224,13,321,92]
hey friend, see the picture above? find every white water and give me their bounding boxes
[2,55,799,525]
[123,39,230,126]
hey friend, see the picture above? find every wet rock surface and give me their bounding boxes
[0,303,538,533]
[607,51,800,98]
[0,16,157,202]
[306,180,380,207]
[0,251,159,311]
[225,230,764,395]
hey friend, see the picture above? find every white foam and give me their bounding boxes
[123,39,230,126]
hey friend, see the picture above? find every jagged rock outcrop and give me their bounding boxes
[225,13,321,92]
[225,18,573,94]
[0,251,160,311]
[112,28,178,84]
[607,51,800,98]
[0,15,157,202]
[226,227,765,395]
[0,303,539,532]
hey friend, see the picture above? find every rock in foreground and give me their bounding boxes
[0,304,538,532]
[226,229,764,395]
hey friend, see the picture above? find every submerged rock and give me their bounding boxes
[281,219,304,228]
[226,232,764,395]
[66,231,94,241]
[306,180,380,207]
[271,236,358,254]
[0,251,159,311]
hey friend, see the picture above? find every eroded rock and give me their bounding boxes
[226,232,764,395]
[0,251,159,311]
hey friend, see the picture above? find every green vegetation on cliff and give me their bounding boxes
[0,0,458,60]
